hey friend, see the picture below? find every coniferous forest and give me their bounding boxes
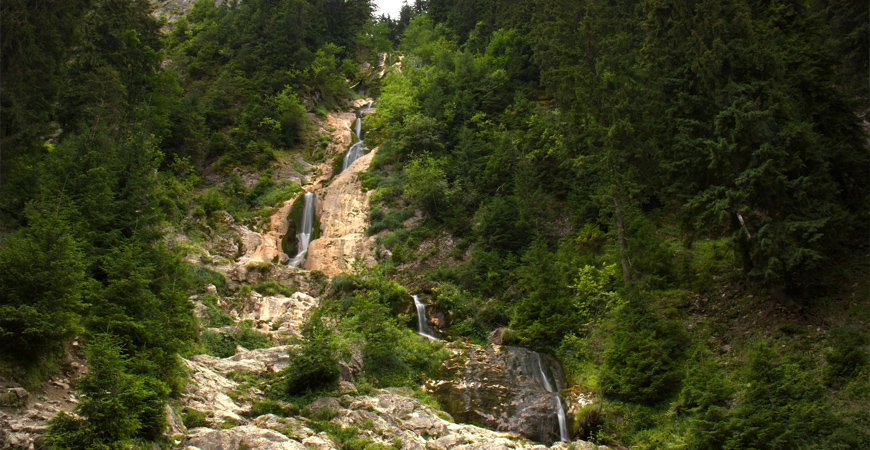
[1,0,868,449]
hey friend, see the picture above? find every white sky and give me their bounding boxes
[373,0,406,19]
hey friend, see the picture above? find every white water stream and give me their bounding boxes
[342,102,374,172]
[535,353,569,442]
[289,192,314,267]
[412,295,438,340]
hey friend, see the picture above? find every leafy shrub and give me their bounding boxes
[245,170,274,200]
[253,182,301,207]
[203,304,235,328]
[367,207,413,235]
[235,323,273,350]
[201,330,238,358]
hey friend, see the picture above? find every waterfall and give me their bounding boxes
[533,352,569,442]
[412,295,438,340]
[289,192,314,267]
[341,109,369,172]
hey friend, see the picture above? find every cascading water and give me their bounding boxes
[412,295,438,340]
[341,103,373,172]
[289,192,314,267]
[533,352,569,442]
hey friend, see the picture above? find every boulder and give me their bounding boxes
[427,344,570,445]
[185,425,306,450]
[181,357,247,421]
[191,345,291,374]
[302,433,338,450]
[238,292,318,337]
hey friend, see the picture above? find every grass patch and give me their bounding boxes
[252,280,296,297]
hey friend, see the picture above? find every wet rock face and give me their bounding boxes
[427,344,570,445]
[303,149,378,276]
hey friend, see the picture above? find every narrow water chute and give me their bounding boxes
[412,295,438,340]
[342,112,368,171]
[535,353,570,442]
[290,192,314,267]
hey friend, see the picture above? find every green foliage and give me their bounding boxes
[0,205,85,361]
[720,343,840,449]
[201,324,272,359]
[252,181,302,208]
[180,407,208,430]
[601,301,686,405]
[200,295,235,328]
[250,400,300,418]
[824,327,869,382]
[45,335,169,449]
[284,310,341,395]
[191,266,229,294]
[252,280,296,297]
[325,270,448,387]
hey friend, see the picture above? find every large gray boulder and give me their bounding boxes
[427,344,570,445]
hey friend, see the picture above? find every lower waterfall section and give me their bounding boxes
[412,295,439,340]
[428,343,571,444]
[533,352,570,442]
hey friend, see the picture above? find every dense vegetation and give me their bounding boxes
[361,0,869,447]
[1,0,867,449]
[0,0,375,448]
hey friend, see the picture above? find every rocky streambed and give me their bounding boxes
[175,337,607,450]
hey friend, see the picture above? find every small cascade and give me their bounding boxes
[341,104,372,172]
[412,295,438,340]
[533,352,569,442]
[289,192,314,267]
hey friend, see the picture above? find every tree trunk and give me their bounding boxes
[613,195,631,287]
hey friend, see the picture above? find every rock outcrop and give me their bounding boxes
[303,149,378,276]
[0,343,86,450]
[189,346,292,375]
[185,425,306,450]
[238,291,319,336]
[427,343,570,445]
[179,385,608,450]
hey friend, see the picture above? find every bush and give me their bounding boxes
[201,324,271,358]
[45,335,168,449]
[0,207,85,362]
[201,295,235,328]
[720,343,840,450]
[191,266,228,294]
[201,330,238,358]
[180,407,209,429]
[824,327,868,381]
[601,301,685,404]
[252,182,301,207]
[250,400,299,418]
[252,280,296,297]
[284,310,341,395]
